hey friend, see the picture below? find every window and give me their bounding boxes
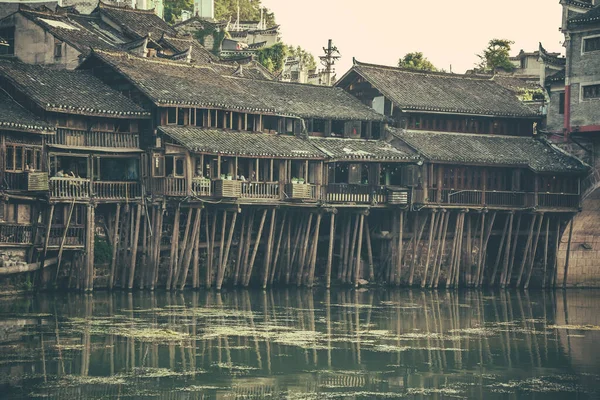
[583,84,600,100]
[559,92,565,114]
[167,108,177,124]
[583,36,600,53]
[152,154,165,177]
[0,27,15,56]
[4,145,42,171]
[177,108,185,125]
[54,39,63,58]
[313,119,326,133]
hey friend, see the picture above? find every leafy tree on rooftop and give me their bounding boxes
[476,39,516,72]
[398,52,437,72]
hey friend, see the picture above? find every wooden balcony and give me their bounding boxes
[47,225,85,247]
[191,177,212,197]
[421,189,580,209]
[323,184,387,204]
[3,171,49,192]
[50,177,91,199]
[152,177,188,197]
[0,224,34,245]
[49,128,139,148]
[214,179,242,198]
[283,183,319,202]
[240,181,280,200]
[93,181,141,200]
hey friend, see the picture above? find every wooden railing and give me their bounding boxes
[93,181,141,200]
[48,225,85,247]
[0,224,34,245]
[50,128,139,148]
[50,177,91,199]
[324,184,387,204]
[152,177,188,197]
[3,171,49,191]
[283,183,319,201]
[191,178,212,197]
[421,188,579,209]
[240,181,280,200]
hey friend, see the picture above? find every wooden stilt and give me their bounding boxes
[241,210,255,286]
[326,211,336,289]
[119,205,132,287]
[269,211,287,285]
[499,212,515,288]
[408,212,421,286]
[139,207,148,289]
[192,224,200,289]
[128,204,142,289]
[284,216,291,284]
[364,217,374,282]
[109,204,121,290]
[166,204,180,290]
[552,217,561,288]
[434,211,450,288]
[504,213,522,288]
[465,213,473,286]
[562,215,575,289]
[516,214,537,288]
[217,210,227,286]
[55,201,76,285]
[217,210,238,290]
[340,216,351,281]
[420,210,437,288]
[347,213,359,284]
[297,213,313,285]
[262,208,277,289]
[38,204,55,288]
[396,211,404,286]
[490,213,510,286]
[542,217,550,288]
[446,212,460,288]
[430,211,446,288]
[245,208,267,287]
[478,211,497,286]
[307,212,323,287]
[354,213,365,288]
[179,208,201,290]
[85,204,95,291]
[174,209,193,289]
[151,205,164,290]
[288,214,304,282]
[233,212,246,287]
[452,212,465,287]
[524,213,544,289]
[208,211,217,288]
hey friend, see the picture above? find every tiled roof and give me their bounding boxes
[539,43,566,67]
[0,92,55,134]
[0,36,7,46]
[310,137,417,161]
[546,69,565,83]
[96,1,177,40]
[19,9,127,54]
[568,4,600,28]
[0,59,150,118]
[339,60,539,118]
[390,128,587,173]
[91,50,384,121]
[159,126,324,159]
[159,35,215,63]
[564,0,593,9]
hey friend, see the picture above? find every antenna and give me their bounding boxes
[319,39,341,86]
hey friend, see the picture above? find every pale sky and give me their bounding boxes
[260,0,565,75]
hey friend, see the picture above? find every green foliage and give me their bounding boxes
[289,45,317,71]
[94,235,112,265]
[214,0,276,26]
[476,39,516,72]
[194,24,228,55]
[163,0,194,24]
[398,52,437,72]
[257,42,287,73]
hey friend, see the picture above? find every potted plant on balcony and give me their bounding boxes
[298,178,305,184]
[291,177,299,184]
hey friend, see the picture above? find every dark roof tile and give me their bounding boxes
[310,137,417,161]
[97,1,177,40]
[159,126,324,158]
[340,60,538,118]
[390,128,587,173]
[568,4,600,28]
[0,92,55,134]
[0,59,150,118]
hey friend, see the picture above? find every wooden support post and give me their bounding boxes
[151,205,164,290]
[340,216,351,281]
[491,213,510,286]
[524,213,544,289]
[217,210,238,290]
[347,213,359,284]
[499,213,515,288]
[478,211,496,287]
[396,211,404,286]
[128,204,142,290]
[192,225,200,289]
[446,212,461,288]
[354,213,365,288]
[308,212,323,287]
[179,208,202,290]
[421,210,437,288]
[217,210,227,286]
[38,204,55,288]
[55,201,75,285]
[270,211,287,285]
[552,217,561,288]
[465,213,473,286]
[430,211,446,288]
[174,209,193,289]
[109,204,121,290]
[562,216,575,289]
[364,217,374,282]
[233,212,246,286]
[245,208,268,287]
[434,211,450,288]
[208,211,217,288]
[503,213,522,288]
[262,208,276,289]
[85,204,95,291]
[542,217,550,288]
[288,214,303,284]
[516,214,537,288]
[297,213,314,285]
[166,205,180,290]
[452,212,465,287]
[241,211,255,286]
[326,211,336,289]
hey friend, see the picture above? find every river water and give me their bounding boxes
[0,289,599,399]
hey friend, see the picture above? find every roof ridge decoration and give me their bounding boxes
[538,42,566,66]
[352,58,490,80]
[568,3,600,27]
[563,0,594,10]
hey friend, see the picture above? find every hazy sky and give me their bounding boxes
[260,0,565,75]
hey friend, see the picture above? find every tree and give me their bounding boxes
[476,39,515,72]
[289,45,316,71]
[398,52,437,71]
[257,42,287,73]
[163,0,194,23]
[214,0,276,26]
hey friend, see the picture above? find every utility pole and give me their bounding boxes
[319,39,341,86]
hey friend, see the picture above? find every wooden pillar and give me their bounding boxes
[364,217,374,282]
[421,209,437,288]
[166,204,180,290]
[524,213,544,289]
[490,213,510,286]
[245,208,268,287]
[354,214,365,288]
[326,211,336,289]
[307,212,323,287]
[179,208,202,290]
[85,203,95,291]
[516,214,537,288]
[396,211,404,285]
[109,204,121,290]
[542,217,550,288]
[38,204,55,288]
[217,210,238,290]
[55,201,75,285]
[562,216,575,289]
[128,204,142,289]
[262,208,276,289]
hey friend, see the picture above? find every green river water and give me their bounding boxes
[0,289,599,399]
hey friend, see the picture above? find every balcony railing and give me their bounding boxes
[191,177,212,197]
[421,188,579,209]
[93,181,141,200]
[283,183,319,202]
[50,177,91,199]
[323,184,387,204]
[50,128,140,148]
[47,225,85,247]
[152,177,188,197]
[0,224,34,245]
[240,181,280,200]
[3,171,49,191]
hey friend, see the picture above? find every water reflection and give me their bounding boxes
[0,289,599,399]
